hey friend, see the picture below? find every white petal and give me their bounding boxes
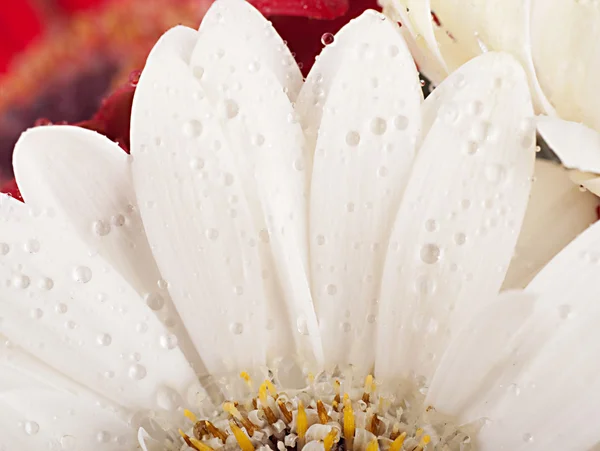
[503,159,598,289]
[537,116,600,174]
[191,0,323,367]
[196,0,303,102]
[375,53,535,383]
[426,0,555,115]
[12,125,203,372]
[531,0,600,130]
[569,170,600,197]
[0,195,199,412]
[305,11,421,371]
[425,290,535,421]
[0,389,133,451]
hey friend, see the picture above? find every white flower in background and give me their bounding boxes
[2,0,600,450]
[382,0,600,194]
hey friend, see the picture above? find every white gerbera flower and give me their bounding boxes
[2,1,599,450]
[381,0,600,195]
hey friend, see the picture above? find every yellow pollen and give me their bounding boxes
[223,402,243,421]
[184,409,198,423]
[178,429,194,448]
[364,374,374,393]
[415,428,423,438]
[366,438,379,451]
[317,399,330,424]
[297,400,308,439]
[240,371,253,389]
[389,432,407,451]
[343,395,355,450]
[258,382,269,406]
[264,379,277,397]
[229,421,255,451]
[323,428,338,451]
[416,434,431,450]
[189,437,215,451]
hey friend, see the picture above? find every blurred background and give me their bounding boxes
[0,0,377,186]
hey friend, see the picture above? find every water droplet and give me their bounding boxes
[223,172,235,186]
[224,99,239,119]
[558,304,572,319]
[522,433,533,443]
[420,244,441,264]
[393,115,409,130]
[485,164,506,184]
[321,32,335,45]
[440,103,459,124]
[316,235,326,246]
[468,101,484,116]
[296,316,309,335]
[24,421,39,435]
[136,322,148,334]
[73,266,92,284]
[128,364,147,380]
[24,239,40,253]
[293,159,305,171]
[388,45,399,57]
[55,303,68,314]
[192,66,204,79]
[189,158,205,171]
[377,166,388,177]
[252,134,265,146]
[111,214,125,227]
[464,141,479,155]
[454,233,467,245]
[205,228,219,240]
[248,61,261,73]
[144,292,165,311]
[96,431,111,443]
[367,314,376,323]
[13,275,30,289]
[0,243,8,255]
[461,199,471,209]
[415,275,436,296]
[30,308,43,319]
[370,117,387,135]
[229,322,244,335]
[60,435,77,449]
[233,285,244,296]
[156,386,183,411]
[92,220,111,236]
[341,322,351,332]
[345,131,360,147]
[66,320,77,330]
[182,120,203,138]
[472,121,492,142]
[96,333,112,346]
[346,202,355,212]
[425,219,438,232]
[326,284,337,295]
[159,333,178,350]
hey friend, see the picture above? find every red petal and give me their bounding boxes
[1,178,22,202]
[0,1,43,73]
[250,0,349,19]
[55,0,108,12]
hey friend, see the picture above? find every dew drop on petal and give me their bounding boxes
[92,220,111,236]
[182,120,203,138]
[252,134,265,146]
[522,433,533,443]
[345,131,361,147]
[128,364,147,380]
[454,233,467,245]
[558,304,572,319]
[24,239,40,253]
[144,292,165,311]
[192,66,204,80]
[341,322,351,333]
[296,316,309,335]
[72,266,92,284]
[425,219,438,232]
[420,244,441,264]
[96,333,112,346]
[159,334,178,350]
[233,285,244,296]
[464,141,479,155]
[393,115,409,130]
[189,158,205,171]
[293,159,305,171]
[96,431,111,443]
[60,435,77,449]
[370,117,387,135]
[55,303,68,314]
[321,32,335,45]
[206,228,219,241]
[24,421,39,435]
[30,308,43,319]
[229,322,244,335]
[0,243,9,255]
[326,284,337,295]
[13,275,30,289]
[388,45,399,57]
[225,99,239,119]
[485,164,506,184]
[316,235,326,246]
